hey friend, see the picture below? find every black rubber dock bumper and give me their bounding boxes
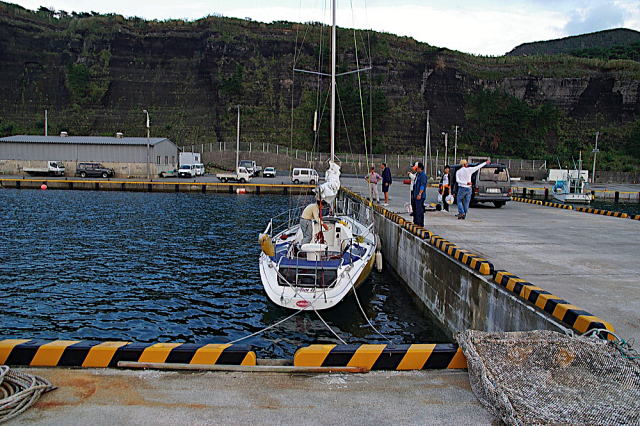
[493,271,616,336]
[0,340,256,367]
[294,343,466,370]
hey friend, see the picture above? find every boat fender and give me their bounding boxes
[259,233,275,257]
[375,251,383,272]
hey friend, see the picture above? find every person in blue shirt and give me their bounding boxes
[412,162,427,226]
[380,163,392,205]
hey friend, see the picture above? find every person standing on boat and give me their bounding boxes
[365,166,382,203]
[439,165,451,212]
[412,162,427,227]
[300,199,330,245]
[455,159,490,220]
[380,163,392,206]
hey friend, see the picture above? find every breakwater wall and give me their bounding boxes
[0,178,314,195]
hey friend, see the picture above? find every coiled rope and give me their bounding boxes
[0,366,55,423]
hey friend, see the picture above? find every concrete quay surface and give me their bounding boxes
[12,368,492,425]
[343,177,640,343]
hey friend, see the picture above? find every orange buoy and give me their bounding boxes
[40,184,47,190]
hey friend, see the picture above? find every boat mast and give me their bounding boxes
[330,0,336,162]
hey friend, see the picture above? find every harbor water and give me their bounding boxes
[0,189,450,358]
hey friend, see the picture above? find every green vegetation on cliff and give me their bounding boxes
[0,2,639,170]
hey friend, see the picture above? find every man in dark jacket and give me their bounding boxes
[412,162,427,226]
[380,163,392,206]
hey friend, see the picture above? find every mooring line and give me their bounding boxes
[228,309,304,344]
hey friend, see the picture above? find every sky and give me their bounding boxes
[9,0,640,55]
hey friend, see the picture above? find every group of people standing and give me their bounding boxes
[365,163,393,205]
[363,158,491,226]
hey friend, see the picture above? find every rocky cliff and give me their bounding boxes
[1,3,639,168]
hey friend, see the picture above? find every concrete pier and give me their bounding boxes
[343,177,640,343]
[13,368,492,425]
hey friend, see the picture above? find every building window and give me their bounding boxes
[165,156,169,165]
[156,156,161,165]
[172,156,175,165]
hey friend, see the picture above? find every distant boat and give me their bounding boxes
[552,171,592,204]
[257,0,378,311]
[552,152,592,204]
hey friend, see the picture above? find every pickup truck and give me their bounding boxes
[239,160,261,177]
[23,161,65,176]
[216,167,253,183]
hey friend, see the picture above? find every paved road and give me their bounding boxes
[343,177,640,343]
[13,368,493,425]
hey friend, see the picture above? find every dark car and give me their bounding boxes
[450,162,511,208]
[76,162,115,178]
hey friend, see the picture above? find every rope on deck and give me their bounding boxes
[0,365,55,423]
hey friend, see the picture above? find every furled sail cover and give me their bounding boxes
[315,161,341,204]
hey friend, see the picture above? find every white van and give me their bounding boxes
[291,168,319,184]
[178,164,197,178]
[194,163,205,176]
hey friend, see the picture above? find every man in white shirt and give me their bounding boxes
[455,159,490,220]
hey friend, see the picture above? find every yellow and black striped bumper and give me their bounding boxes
[294,343,466,370]
[0,340,256,367]
[493,271,615,336]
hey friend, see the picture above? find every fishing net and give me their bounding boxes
[456,330,640,425]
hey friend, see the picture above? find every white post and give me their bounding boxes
[236,105,240,171]
[44,110,48,136]
[143,109,150,180]
[454,125,458,164]
[592,131,599,184]
[443,132,448,167]
[424,110,430,170]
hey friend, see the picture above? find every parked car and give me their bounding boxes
[263,167,276,178]
[178,164,197,178]
[193,163,205,176]
[76,162,115,178]
[291,168,319,184]
[159,168,178,178]
[449,162,511,208]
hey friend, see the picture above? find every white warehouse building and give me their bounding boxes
[0,133,179,178]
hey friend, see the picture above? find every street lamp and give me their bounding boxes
[143,110,150,180]
[442,132,448,167]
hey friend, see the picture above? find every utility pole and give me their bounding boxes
[442,132,448,167]
[424,110,430,174]
[236,105,241,171]
[454,126,458,164]
[592,131,599,184]
[44,110,48,136]
[143,110,150,180]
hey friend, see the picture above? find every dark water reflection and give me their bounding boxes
[0,189,449,357]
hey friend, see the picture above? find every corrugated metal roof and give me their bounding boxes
[0,135,173,146]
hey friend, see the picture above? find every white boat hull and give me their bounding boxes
[552,193,592,204]
[259,215,377,311]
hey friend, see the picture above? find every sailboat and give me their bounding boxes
[258,1,379,310]
[552,152,592,204]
